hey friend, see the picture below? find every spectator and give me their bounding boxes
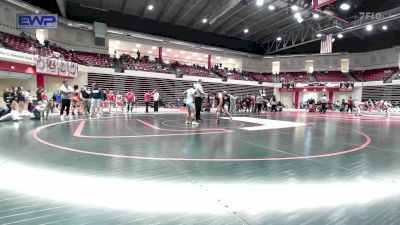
[153,89,160,112]
[256,95,264,113]
[320,94,327,114]
[193,79,205,121]
[59,80,73,120]
[80,84,91,115]
[90,83,102,118]
[144,91,153,113]
[347,97,353,113]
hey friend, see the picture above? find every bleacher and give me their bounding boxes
[280,72,309,83]
[314,71,349,82]
[247,72,273,82]
[174,64,217,78]
[352,68,398,81]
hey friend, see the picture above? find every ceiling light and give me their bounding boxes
[244,29,249,33]
[136,44,141,48]
[337,33,343,38]
[180,50,185,54]
[167,48,172,52]
[174,54,178,57]
[202,18,208,24]
[277,37,282,41]
[268,5,275,10]
[198,58,202,61]
[147,5,154,10]
[256,0,264,7]
[366,25,373,31]
[382,25,388,30]
[291,5,298,11]
[193,53,198,56]
[186,56,191,59]
[151,46,157,50]
[297,17,304,23]
[204,54,208,58]
[216,56,221,59]
[147,50,152,54]
[294,13,301,19]
[340,3,350,10]
[162,52,166,56]
[332,38,335,42]
[313,14,319,19]
[316,33,322,37]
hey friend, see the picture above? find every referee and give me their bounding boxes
[194,79,205,121]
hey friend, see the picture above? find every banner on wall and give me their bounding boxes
[35,56,78,77]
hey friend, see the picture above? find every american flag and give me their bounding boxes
[320,34,333,54]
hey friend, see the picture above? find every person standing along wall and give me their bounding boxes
[59,80,73,120]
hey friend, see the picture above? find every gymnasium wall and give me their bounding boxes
[242,48,400,73]
[87,73,273,105]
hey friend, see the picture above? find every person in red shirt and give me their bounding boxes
[41,91,48,102]
[144,91,153,113]
[125,89,136,113]
[347,97,353,113]
[107,90,115,113]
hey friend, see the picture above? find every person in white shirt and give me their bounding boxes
[183,85,198,125]
[153,89,160,112]
[59,80,74,120]
[193,79,205,121]
[320,94,327,114]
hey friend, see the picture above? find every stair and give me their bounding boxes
[308,73,318,82]
[384,69,400,83]
[345,72,358,82]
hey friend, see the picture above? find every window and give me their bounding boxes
[272,61,280,74]
[305,60,314,73]
[341,59,349,73]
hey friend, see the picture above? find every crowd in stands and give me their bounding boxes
[0,31,112,68]
[0,31,398,82]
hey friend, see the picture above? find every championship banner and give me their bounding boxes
[58,60,68,77]
[67,61,78,77]
[45,57,58,75]
[35,56,78,78]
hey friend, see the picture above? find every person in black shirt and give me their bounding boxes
[216,91,232,123]
[36,87,43,102]
[3,88,12,111]
[80,84,91,114]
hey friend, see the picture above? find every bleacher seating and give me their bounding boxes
[247,72,273,82]
[0,31,112,67]
[314,71,349,82]
[280,72,309,83]
[352,68,398,81]
[174,64,217,78]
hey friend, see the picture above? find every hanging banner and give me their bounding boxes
[35,55,78,77]
[58,60,68,77]
[67,61,78,77]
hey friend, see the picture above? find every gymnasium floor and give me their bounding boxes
[1,111,400,225]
